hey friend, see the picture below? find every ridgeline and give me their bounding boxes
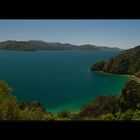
[0,40,121,51]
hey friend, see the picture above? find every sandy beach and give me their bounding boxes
[93,71,140,83]
[126,75,140,83]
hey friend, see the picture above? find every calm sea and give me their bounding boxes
[0,50,129,114]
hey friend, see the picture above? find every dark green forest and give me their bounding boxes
[91,45,140,77]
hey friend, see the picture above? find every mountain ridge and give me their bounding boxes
[0,40,122,51]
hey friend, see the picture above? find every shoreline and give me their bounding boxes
[92,70,140,83]
[126,75,140,83]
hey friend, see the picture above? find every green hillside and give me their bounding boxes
[91,45,140,77]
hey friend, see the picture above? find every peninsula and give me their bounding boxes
[91,45,140,78]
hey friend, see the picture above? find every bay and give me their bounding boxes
[0,50,129,114]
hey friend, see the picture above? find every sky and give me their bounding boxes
[0,20,140,49]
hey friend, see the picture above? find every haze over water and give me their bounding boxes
[0,50,129,113]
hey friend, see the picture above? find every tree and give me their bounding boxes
[115,110,134,120]
[58,110,72,120]
[0,80,19,120]
[98,113,116,120]
[18,107,46,120]
[132,110,140,120]
[79,95,119,118]
[119,80,140,111]
[90,60,106,71]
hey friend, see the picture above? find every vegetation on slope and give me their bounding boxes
[77,80,140,120]
[1,79,140,120]
[87,45,140,120]
[0,80,57,120]
[91,45,140,76]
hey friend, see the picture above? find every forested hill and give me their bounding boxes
[0,40,121,51]
[91,45,140,77]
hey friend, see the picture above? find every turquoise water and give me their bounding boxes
[0,50,129,114]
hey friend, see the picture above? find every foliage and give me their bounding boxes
[57,111,79,120]
[88,45,140,120]
[78,80,140,120]
[90,60,106,71]
[132,110,140,120]
[91,45,140,75]
[119,80,140,111]
[97,113,116,120]
[79,95,119,118]
[57,111,72,120]
[1,79,140,120]
[0,80,57,120]
[0,80,19,120]
[18,101,46,112]
[18,107,45,120]
[115,110,134,120]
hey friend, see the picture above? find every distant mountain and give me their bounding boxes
[0,40,122,51]
[91,45,140,77]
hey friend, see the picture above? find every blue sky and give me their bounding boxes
[0,20,140,49]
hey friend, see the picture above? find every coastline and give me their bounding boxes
[126,75,140,83]
[92,70,140,83]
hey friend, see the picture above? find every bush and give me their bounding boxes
[58,111,72,120]
[79,95,119,118]
[98,113,116,120]
[119,80,140,111]
[0,80,19,120]
[132,110,140,120]
[115,110,134,120]
[91,60,106,71]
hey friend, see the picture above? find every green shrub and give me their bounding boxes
[79,95,119,118]
[0,80,19,120]
[98,113,116,120]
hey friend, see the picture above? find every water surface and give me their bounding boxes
[0,50,129,113]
